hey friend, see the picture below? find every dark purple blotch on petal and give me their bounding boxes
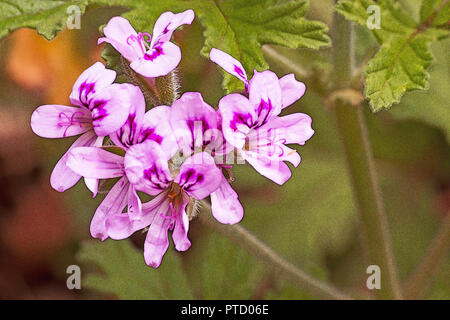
[90,100,108,122]
[140,127,163,145]
[229,112,253,134]
[178,169,204,192]
[144,46,164,61]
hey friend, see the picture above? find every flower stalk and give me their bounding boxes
[330,14,402,300]
[198,202,352,300]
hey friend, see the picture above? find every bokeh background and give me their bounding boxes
[0,2,448,299]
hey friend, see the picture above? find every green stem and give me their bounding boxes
[330,14,402,300]
[403,213,450,299]
[197,205,352,300]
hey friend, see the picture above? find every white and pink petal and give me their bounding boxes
[69,62,116,107]
[98,17,143,62]
[31,105,92,139]
[67,146,124,179]
[210,176,244,224]
[50,130,98,192]
[175,152,222,200]
[209,48,248,86]
[130,41,181,78]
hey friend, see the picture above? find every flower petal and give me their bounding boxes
[172,192,191,251]
[31,105,92,138]
[259,113,314,145]
[242,150,292,185]
[279,74,306,109]
[249,70,282,124]
[69,62,116,107]
[98,17,142,61]
[109,85,146,149]
[219,93,256,149]
[209,48,248,85]
[50,130,98,192]
[90,177,129,240]
[84,135,105,197]
[130,41,181,77]
[124,140,172,195]
[170,92,220,154]
[67,146,124,179]
[144,209,171,268]
[175,152,222,200]
[210,176,244,224]
[105,190,167,240]
[151,10,195,46]
[89,83,135,137]
[140,106,178,158]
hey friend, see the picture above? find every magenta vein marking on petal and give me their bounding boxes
[255,98,272,128]
[90,100,108,122]
[187,118,212,150]
[79,82,96,107]
[143,165,170,190]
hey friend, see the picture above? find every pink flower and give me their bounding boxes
[210,48,315,185]
[170,92,244,224]
[66,100,176,242]
[98,10,195,78]
[30,62,137,194]
[71,140,222,268]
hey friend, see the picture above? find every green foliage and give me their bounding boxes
[390,40,450,143]
[336,0,449,111]
[94,0,330,93]
[0,0,89,40]
[199,232,262,299]
[77,239,193,299]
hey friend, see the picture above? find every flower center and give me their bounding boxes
[161,182,184,230]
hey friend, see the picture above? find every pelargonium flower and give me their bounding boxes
[210,48,315,184]
[30,62,136,194]
[66,99,176,241]
[72,140,222,268]
[170,92,243,224]
[98,10,195,78]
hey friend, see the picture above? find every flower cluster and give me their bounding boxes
[30,10,314,268]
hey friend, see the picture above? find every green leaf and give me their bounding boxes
[93,0,330,93]
[390,40,450,143]
[200,232,262,299]
[336,0,450,111]
[77,239,193,299]
[0,0,89,40]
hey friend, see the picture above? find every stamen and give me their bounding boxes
[58,111,91,137]
[126,32,152,56]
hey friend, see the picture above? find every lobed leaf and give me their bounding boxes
[77,239,193,299]
[0,0,89,40]
[336,0,450,111]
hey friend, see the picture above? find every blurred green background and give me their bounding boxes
[0,1,448,299]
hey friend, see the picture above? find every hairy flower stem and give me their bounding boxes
[197,204,352,300]
[331,14,402,300]
[403,213,450,299]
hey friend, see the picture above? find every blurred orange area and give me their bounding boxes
[6,28,91,105]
